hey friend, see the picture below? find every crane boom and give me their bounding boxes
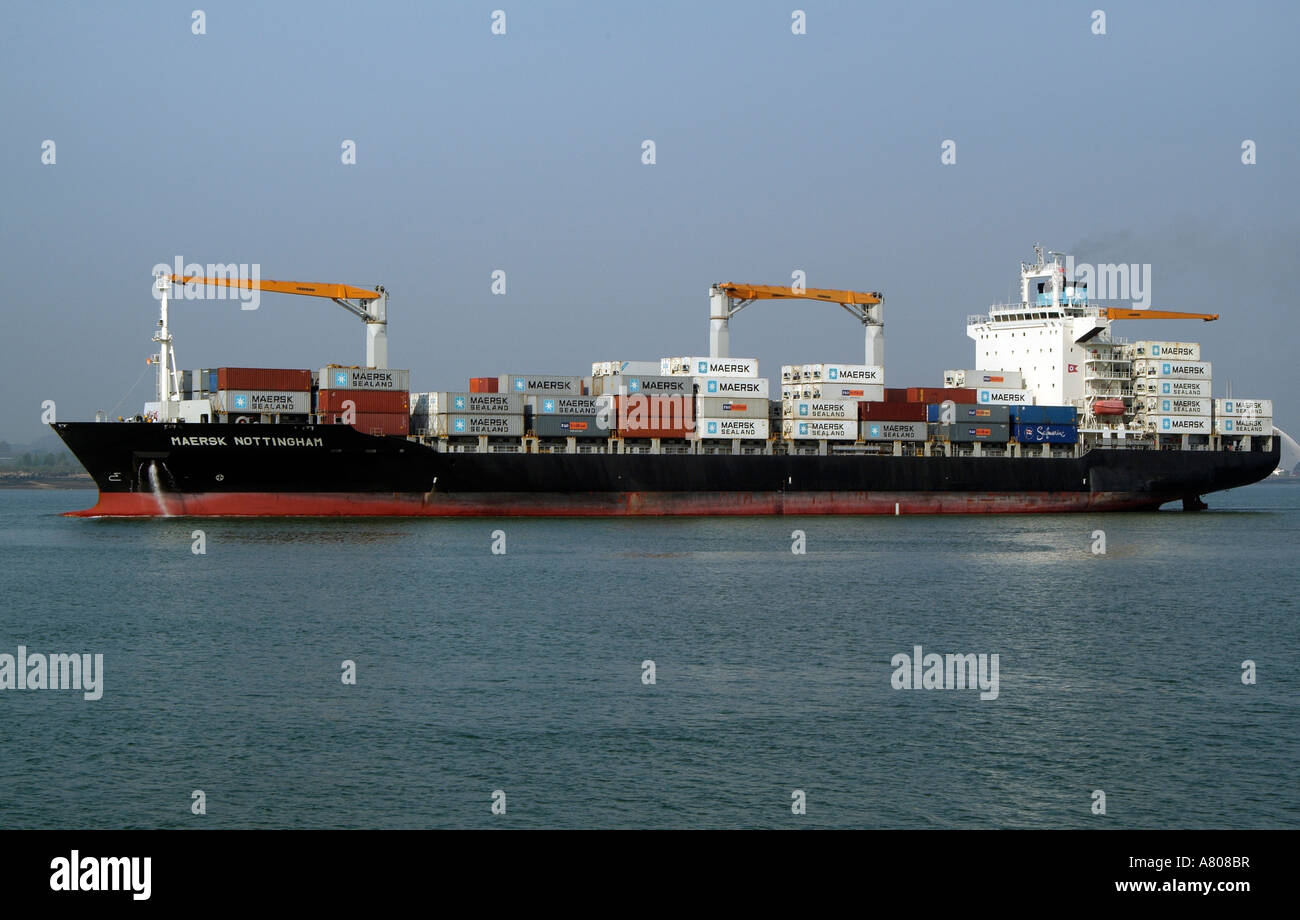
[170,275,380,302]
[715,283,883,305]
[1099,308,1219,322]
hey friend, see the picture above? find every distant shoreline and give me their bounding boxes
[0,475,94,490]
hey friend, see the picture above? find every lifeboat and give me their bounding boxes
[1092,399,1127,415]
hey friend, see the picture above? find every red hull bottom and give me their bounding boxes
[66,490,1172,517]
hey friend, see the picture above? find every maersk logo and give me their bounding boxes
[1224,401,1234,413]
[706,421,718,435]
[1162,363,1171,375]
[333,371,348,387]
[453,395,467,410]
[1161,399,1171,412]
[869,424,881,438]
[1152,345,1162,356]
[1161,382,1171,394]
[799,404,809,416]
[453,417,467,433]
[1161,417,1172,430]
[512,379,526,391]
[798,422,809,436]
[628,379,641,393]
[707,380,718,393]
[828,368,839,380]
[543,399,556,412]
[697,360,708,374]
[233,394,248,410]
[979,390,990,403]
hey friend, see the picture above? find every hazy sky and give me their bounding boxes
[2,1,1297,444]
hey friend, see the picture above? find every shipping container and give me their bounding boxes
[529,395,603,415]
[1009,405,1077,425]
[906,387,977,404]
[1215,399,1274,419]
[926,403,1010,424]
[976,387,1032,406]
[858,400,927,422]
[1147,379,1211,398]
[469,376,499,393]
[783,398,858,420]
[592,374,693,396]
[1147,415,1213,434]
[784,383,881,401]
[782,419,857,441]
[696,397,768,418]
[615,394,693,435]
[940,423,1010,442]
[317,389,410,414]
[780,364,802,382]
[1013,423,1078,444]
[1142,396,1212,416]
[533,415,610,438]
[692,418,769,440]
[218,367,312,391]
[666,357,759,377]
[1216,416,1273,435]
[1133,359,1212,379]
[592,360,662,377]
[216,390,311,414]
[319,367,411,391]
[1131,340,1201,361]
[322,411,409,437]
[694,376,771,398]
[433,414,525,437]
[860,420,927,441]
[943,368,1024,389]
[800,363,884,385]
[498,374,583,395]
[883,388,911,403]
[413,392,523,414]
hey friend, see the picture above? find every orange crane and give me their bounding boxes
[167,273,390,368]
[1098,307,1219,322]
[708,282,886,366]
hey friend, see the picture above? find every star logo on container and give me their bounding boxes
[829,368,838,380]
[453,417,466,433]
[870,424,880,438]
[628,379,641,393]
[1225,401,1234,413]
[334,371,348,387]
[1162,363,1171,375]
[513,379,525,391]
[798,422,808,436]
[697,360,707,374]
[233,394,248,409]
[979,390,990,403]
[707,381,718,393]
[454,396,466,410]
[1162,400,1171,412]
[1153,345,1162,356]
[1161,418,1171,430]
[1225,419,1234,431]
[799,404,808,416]
[706,421,717,435]
[543,399,555,412]
[1162,383,1171,394]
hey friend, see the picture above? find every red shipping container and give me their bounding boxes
[317,389,409,413]
[469,377,499,393]
[883,388,910,403]
[217,367,312,391]
[906,387,977,404]
[615,394,693,435]
[859,400,927,421]
[321,411,409,437]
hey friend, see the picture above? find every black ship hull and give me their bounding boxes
[49,422,1279,516]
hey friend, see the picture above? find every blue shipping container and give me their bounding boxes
[1010,405,1077,425]
[1014,423,1078,444]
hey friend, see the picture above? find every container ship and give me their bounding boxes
[52,247,1279,516]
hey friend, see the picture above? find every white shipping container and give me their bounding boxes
[1216,416,1273,435]
[499,374,583,395]
[944,368,1023,389]
[424,392,524,414]
[1134,359,1212,379]
[529,395,605,415]
[1142,379,1212,398]
[1215,399,1274,419]
[1131,340,1201,361]
[592,374,694,397]
[1147,415,1212,434]
[671,357,759,377]
[800,363,884,385]
[1143,396,1212,416]
[320,367,411,390]
[860,420,928,442]
[694,376,770,398]
[695,396,768,418]
[592,360,662,377]
[976,387,1032,406]
[216,390,311,414]
[782,398,858,420]
[787,383,883,401]
[780,364,802,382]
[782,418,857,441]
[690,417,769,440]
[433,414,525,437]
